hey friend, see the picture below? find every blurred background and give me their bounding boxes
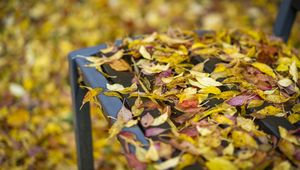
[0,0,299,169]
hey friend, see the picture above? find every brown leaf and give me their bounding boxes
[109,59,131,71]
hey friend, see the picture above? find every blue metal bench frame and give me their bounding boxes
[68,1,300,169]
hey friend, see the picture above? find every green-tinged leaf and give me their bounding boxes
[103,91,123,98]
[292,103,300,113]
[278,78,293,87]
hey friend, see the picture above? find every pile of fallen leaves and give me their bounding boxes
[84,29,300,169]
[1,0,300,169]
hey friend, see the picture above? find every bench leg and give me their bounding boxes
[273,0,297,42]
[69,57,94,170]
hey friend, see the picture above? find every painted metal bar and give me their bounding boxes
[69,55,94,170]
[274,0,298,42]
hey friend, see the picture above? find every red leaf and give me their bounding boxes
[125,153,147,170]
[178,98,198,109]
[180,127,198,137]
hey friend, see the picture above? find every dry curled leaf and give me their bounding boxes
[109,59,131,71]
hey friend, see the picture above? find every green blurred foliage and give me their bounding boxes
[0,0,299,169]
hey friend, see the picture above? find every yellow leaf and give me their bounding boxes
[289,60,298,82]
[125,119,138,127]
[131,96,144,116]
[151,112,168,126]
[135,145,148,162]
[213,64,227,73]
[206,157,237,170]
[196,76,222,87]
[196,126,212,136]
[257,106,283,116]
[189,77,222,89]
[247,100,264,108]
[222,143,234,156]
[199,86,221,94]
[44,122,63,135]
[191,42,207,50]
[159,34,189,45]
[145,140,159,161]
[279,126,299,145]
[287,113,300,124]
[256,89,289,103]
[212,114,234,125]
[276,64,289,72]
[232,130,258,149]
[142,32,157,43]
[176,154,196,169]
[292,103,300,113]
[0,107,8,119]
[7,109,30,127]
[251,62,276,78]
[108,119,125,139]
[192,106,224,122]
[194,48,219,56]
[100,46,114,54]
[109,49,124,60]
[137,59,169,74]
[80,87,103,109]
[103,91,123,98]
[139,45,152,60]
[154,156,181,170]
[84,50,124,67]
[236,117,256,132]
[108,105,133,139]
[215,90,240,100]
[273,161,291,170]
